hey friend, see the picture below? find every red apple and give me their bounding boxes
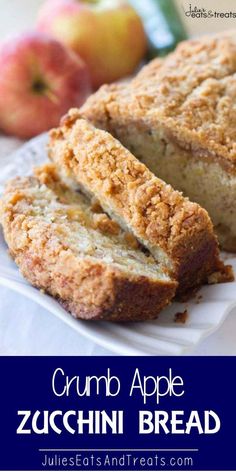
[37,0,147,89]
[0,32,91,139]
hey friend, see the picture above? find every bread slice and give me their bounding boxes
[0,164,176,321]
[49,112,226,297]
[79,33,236,252]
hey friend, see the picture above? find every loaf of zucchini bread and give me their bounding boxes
[49,112,228,297]
[80,33,236,252]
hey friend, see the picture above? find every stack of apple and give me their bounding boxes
[0,0,146,139]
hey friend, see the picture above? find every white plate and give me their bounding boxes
[0,135,236,356]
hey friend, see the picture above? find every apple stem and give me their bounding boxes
[44,89,60,104]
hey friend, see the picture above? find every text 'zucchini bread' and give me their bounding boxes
[49,112,228,297]
[0,164,177,321]
[80,33,236,252]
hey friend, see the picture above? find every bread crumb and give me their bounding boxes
[174,309,188,324]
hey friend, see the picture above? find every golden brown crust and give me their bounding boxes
[81,33,236,173]
[49,113,222,295]
[0,165,176,321]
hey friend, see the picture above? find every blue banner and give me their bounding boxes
[0,356,235,471]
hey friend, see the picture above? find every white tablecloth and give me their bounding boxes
[0,136,236,356]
